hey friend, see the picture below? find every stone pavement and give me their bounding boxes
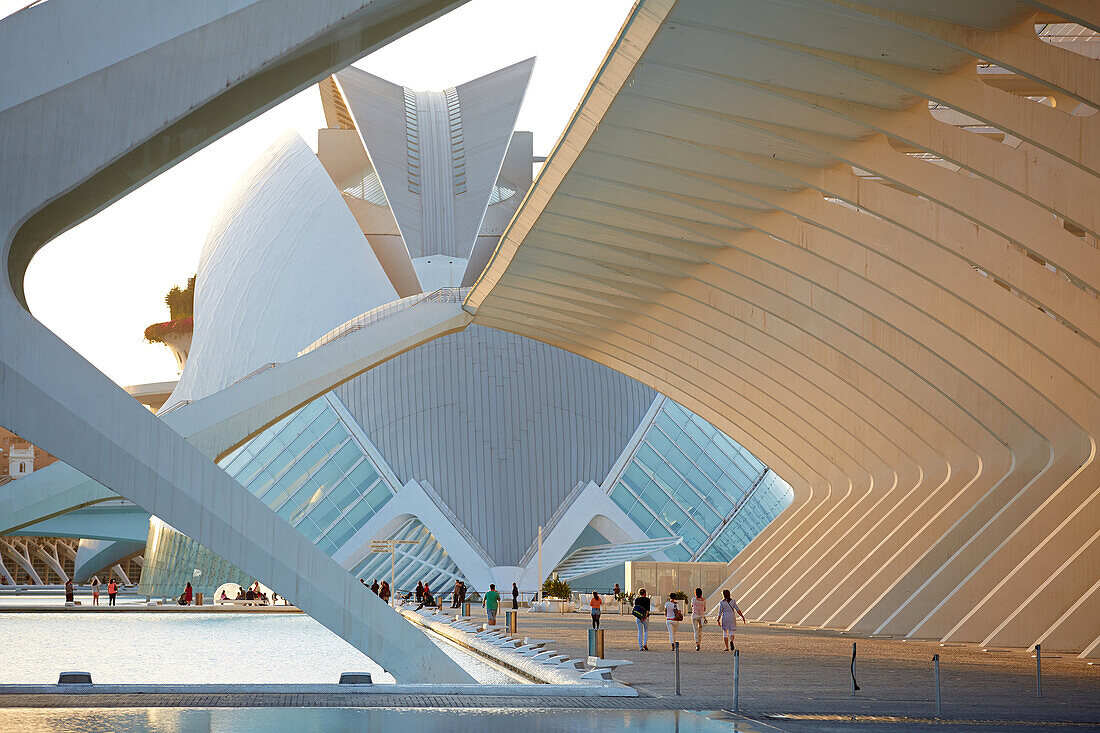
[2,607,1097,732]
[502,608,1100,725]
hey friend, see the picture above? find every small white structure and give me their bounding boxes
[7,447,34,478]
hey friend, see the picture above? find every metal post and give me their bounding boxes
[537,525,543,602]
[851,642,860,694]
[390,545,395,606]
[1036,644,1042,698]
[733,648,740,712]
[675,641,681,696]
[933,653,941,717]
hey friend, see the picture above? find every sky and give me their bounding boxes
[9,0,635,389]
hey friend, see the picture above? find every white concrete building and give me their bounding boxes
[138,67,793,599]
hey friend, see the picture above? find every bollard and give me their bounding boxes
[58,671,92,684]
[933,654,941,717]
[1036,644,1042,698]
[463,602,471,617]
[506,610,517,634]
[733,648,740,712]
[675,641,681,696]
[588,628,605,659]
[338,672,373,685]
[851,642,860,694]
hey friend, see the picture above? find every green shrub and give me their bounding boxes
[541,577,571,599]
[670,590,688,601]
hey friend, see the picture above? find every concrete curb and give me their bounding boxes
[0,683,628,697]
[399,608,636,695]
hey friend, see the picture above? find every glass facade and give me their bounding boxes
[138,518,249,597]
[349,518,468,598]
[700,471,795,562]
[218,396,395,556]
[609,399,793,562]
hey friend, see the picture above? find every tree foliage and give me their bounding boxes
[165,275,196,320]
[145,276,196,344]
[541,576,571,599]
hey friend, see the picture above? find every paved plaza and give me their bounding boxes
[508,611,1100,721]
[3,609,1097,731]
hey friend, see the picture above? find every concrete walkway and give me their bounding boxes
[501,609,1100,725]
[3,608,1097,732]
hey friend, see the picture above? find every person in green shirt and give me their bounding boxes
[484,584,501,625]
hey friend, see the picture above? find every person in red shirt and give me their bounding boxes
[107,579,118,606]
[590,591,603,629]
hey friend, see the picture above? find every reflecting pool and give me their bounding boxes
[0,613,511,684]
[0,708,759,733]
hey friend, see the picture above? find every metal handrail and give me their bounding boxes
[157,399,192,416]
[228,362,279,387]
[298,287,470,356]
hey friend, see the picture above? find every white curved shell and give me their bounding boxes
[170,131,397,404]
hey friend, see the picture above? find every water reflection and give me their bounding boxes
[0,708,760,733]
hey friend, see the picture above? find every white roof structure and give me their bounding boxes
[466,0,1100,656]
[336,60,534,263]
[170,132,398,404]
[2,0,1096,673]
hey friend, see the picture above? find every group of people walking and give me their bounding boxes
[64,577,118,606]
[360,578,392,603]
[630,588,746,652]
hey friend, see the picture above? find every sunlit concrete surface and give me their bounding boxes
[466,0,1100,658]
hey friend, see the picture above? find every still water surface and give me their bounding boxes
[0,708,753,733]
[0,612,510,684]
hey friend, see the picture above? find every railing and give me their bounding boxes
[228,362,280,387]
[157,399,192,417]
[299,287,470,357]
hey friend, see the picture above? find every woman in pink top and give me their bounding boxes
[663,593,681,651]
[690,587,707,651]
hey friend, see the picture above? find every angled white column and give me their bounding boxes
[0,0,475,682]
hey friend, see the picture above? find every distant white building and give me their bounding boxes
[7,447,34,478]
[138,65,792,598]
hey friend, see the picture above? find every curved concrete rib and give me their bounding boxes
[466,0,1100,656]
[0,462,115,535]
[0,0,476,682]
[73,539,146,583]
[9,504,151,544]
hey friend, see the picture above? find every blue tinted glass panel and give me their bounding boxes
[326,477,359,512]
[309,499,342,532]
[348,462,379,494]
[365,482,391,511]
[343,499,374,530]
[327,519,358,548]
[333,443,362,474]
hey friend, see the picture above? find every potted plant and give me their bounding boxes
[539,576,573,613]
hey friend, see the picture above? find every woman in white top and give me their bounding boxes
[664,593,681,650]
[690,587,707,651]
[716,589,747,651]
[91,578,100,606]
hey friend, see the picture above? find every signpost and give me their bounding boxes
[370,539,418,604]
